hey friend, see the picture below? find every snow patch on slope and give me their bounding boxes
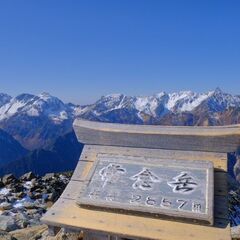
[135,96,159,116]
[0,92,72,122]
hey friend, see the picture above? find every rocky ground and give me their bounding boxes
[229,186,240,240]
[0,171,82,240]
[0,172,239,240]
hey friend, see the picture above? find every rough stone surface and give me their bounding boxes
[19,172,36,181]
[0,181,4,188]
[10,224,48,240]
[0,203,12,211]
[41,228,83,240]
[42,173,56,182]
[0,230,16,240]
[0,215,18,231]
[0,169,237,239]
[231,225,240,239]
[0,172,71,235]
[2,174,17,185]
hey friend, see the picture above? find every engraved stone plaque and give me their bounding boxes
[78,154,214,225]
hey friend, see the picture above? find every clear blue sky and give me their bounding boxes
[0,1,239,104]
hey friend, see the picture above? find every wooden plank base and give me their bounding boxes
[41,145,231,240]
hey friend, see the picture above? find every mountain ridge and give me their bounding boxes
[0,88,240,179]
[77,88,240,125]
[0,88,240,151]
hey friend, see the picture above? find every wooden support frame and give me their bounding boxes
[42,145,231,240]
[74,119,240,153]
[41,120,240,240]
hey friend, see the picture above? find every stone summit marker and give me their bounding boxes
[78,153,214,225]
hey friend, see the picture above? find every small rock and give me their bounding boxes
[31,192,42,200]
[19,172,36,181]
[6,196,17,203]
[34,187,43,193]
[49,228,82,240]
[15,192,25,199]
[10,224,47,240]
[231,225,240,239]
[46,191,58,202]
[0,196,6,203]
[42,173,55,181]
[0,202,12,211]
[14,212,29,229]
[11,184,24,193]
[35,203,47,210]
[0,230,16,240]
[16,219,29,229]
[29,185,39,192]
[23,202,35,209]
[0,215,18,231]
[26,209,38,215]
[0,181,4,188]
[2,174,17,185]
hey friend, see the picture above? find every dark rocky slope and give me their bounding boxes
[0,131,83,177]
[0,129,28,167]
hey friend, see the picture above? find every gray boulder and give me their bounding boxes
[23,202,35,209]
[42,173,55,181]
[19,172,36,181]
[0,202,12,210]
[2,174,17,185]
[0,230,16,240]
[231,225,240,239]
[0,215,18,231]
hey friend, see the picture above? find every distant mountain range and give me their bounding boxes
[79,87,240,125]
[0,88,239,176]
[0,92,73,150]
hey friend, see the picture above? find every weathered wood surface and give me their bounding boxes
[78,155,214,225]
[73,119,240,153]
[41,145,231,240]
[60,181,228,220]
[42,198,230,240]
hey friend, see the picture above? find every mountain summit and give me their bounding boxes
[0,92,73,150]
[78,89,240,125]
[0,89,239,150]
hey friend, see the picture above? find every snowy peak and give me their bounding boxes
[15,93,35,103]
[0,89,239,149]
[134,93,168,116]
[205,88,240,112]
[88,89,240,117]
[0,92,71,122]
[1,90,238,123]
[76,89,240,124]
[0,92,74,150]
[166,91,212,112]
[94,94,127,113]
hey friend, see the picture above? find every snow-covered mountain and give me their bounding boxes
[0,92,71,122]
[0,92,73,150]
[0,88,239,150]
[0,88,240,178]
[78,88,240,125]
